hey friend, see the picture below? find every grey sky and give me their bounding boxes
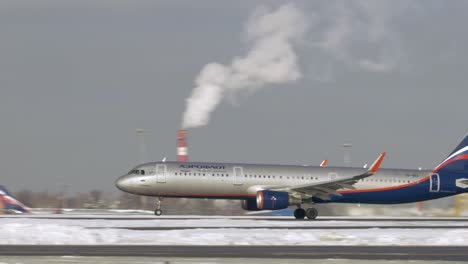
[1,0,467,193]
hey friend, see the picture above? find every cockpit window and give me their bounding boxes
[128,169,145,175]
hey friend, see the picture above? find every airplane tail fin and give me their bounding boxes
[434,133,468,173]
[448,133,468,157]
[0,186,32,214]
[0,186,13,196]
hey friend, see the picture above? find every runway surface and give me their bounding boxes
[1,245,468,261]
[5,215,468,221]
[99,225,468,230]
[2,215,468,250]
[5,215,468,231]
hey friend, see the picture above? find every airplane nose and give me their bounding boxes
[115,175,130,192]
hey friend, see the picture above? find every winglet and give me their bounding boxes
[320,159,328,167]
[368,152,386,174]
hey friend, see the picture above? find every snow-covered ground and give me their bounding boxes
[1,216,468,245]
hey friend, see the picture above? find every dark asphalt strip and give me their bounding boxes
[85,225,468,230]
[0,246,467,261]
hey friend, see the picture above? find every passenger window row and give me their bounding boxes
[173,172,322,181]
[361,178,412,184]
[175,172,229,177]
[243,175,319,181]
[171,171,414,184]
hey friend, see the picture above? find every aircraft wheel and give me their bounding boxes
[294,208,306,219]
[154,197,162,216]
[305,208,318,220]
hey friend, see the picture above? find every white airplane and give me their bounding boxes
[116,134,468,219]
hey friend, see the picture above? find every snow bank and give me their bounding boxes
[1,218,468,245]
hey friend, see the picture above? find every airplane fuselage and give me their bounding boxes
[116,161,458,204]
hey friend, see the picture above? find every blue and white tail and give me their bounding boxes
[0,186,31,214]
[434,134,468,173]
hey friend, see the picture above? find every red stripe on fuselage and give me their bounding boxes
[338,175,430,194]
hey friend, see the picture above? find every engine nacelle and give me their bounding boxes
[241,199,261,211]
[256,190,301,210]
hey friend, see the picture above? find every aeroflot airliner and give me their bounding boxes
[116,134,468,219]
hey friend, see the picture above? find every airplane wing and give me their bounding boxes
[271,152,386,201]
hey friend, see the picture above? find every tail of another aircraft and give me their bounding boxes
[0,186,32,214]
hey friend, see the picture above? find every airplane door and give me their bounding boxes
[430,173,440,192]
[233,167,244,185]
[156,164,167,183]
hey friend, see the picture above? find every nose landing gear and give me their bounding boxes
[154,197,163,216]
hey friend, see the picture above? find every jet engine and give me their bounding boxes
[241,199,261,211]
[256,190,301,210]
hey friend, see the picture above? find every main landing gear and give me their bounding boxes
[294,207,318,220]
[154,197,163,216]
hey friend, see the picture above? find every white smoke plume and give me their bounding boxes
[182,3,307,129]
[182,1,407,128]
[313,1,404,74]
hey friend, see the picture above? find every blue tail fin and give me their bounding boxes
[435,134,468,173]
[448,133,468,157]
[0,186,13,197]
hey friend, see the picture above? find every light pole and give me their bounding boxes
[136,129,149,209]
[341,143,352,166]
[136,128,148,164]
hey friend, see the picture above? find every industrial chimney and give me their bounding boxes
[177,129,188,162]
